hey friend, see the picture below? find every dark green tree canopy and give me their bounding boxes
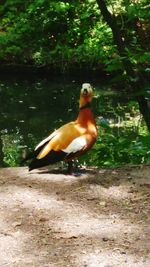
[0,0,149,73]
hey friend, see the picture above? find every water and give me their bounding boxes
[0,77,141,167]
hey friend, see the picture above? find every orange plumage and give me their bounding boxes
[24,83,97,172]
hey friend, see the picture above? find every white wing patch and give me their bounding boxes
[35,131,57,151]
[63,136,87,154]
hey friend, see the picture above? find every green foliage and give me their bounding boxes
[82,101,150,167]
[0,2,147,78]
[2,132,22,167]
[1,0,149,74]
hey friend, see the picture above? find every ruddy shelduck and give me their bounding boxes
[24,83,97,172]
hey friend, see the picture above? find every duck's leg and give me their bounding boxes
[67,160,74,174]
[67,160,82,175]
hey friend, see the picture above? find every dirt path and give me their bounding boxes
[0,166,149,267]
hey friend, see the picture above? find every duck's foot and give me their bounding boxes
[67,160,85,176]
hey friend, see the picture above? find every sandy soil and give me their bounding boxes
[0,165,149,267]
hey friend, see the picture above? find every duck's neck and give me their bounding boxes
[79,102,91,110]
[76,105,96,125]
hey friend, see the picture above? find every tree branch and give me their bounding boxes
[96,0,150,132]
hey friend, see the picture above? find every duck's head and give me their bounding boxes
[80,83,93,108]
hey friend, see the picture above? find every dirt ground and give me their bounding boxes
[0,165,149,267]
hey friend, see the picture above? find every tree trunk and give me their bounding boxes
[137,96,150,132]
[96,0,150,132]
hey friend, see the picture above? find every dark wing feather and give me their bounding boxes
[21,140,50,163]
[29,150,67,171]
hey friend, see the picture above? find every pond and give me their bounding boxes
[0,76,149,168]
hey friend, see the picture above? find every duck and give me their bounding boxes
[23,83,97,173]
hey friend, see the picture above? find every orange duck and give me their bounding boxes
[24,83,97,172]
